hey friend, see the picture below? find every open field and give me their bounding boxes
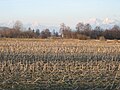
[0,38,120,90]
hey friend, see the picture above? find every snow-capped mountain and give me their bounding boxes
[24,23,59,32]
[0,22,60,32]
[85,18,120,29]
[0,18,120,31]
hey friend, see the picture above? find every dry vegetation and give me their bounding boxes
[0,38,120,90]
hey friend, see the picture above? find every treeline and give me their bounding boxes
[0,21,120,40]
[60,23,120,40]
[0,21,59,38]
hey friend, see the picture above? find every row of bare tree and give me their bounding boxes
[0,21,58,38]
[60,23,120,40]
[0,21,120,39]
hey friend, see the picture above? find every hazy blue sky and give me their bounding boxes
[0,0,120,26]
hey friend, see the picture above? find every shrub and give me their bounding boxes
[99,36,106,41]
[77,34,89,40]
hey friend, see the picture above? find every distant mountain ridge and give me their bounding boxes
[0,18,120,31]
[0,27,10,30]
[86,18,120,29]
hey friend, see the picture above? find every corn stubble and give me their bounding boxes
[0,39,120,90]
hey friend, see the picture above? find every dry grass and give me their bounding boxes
[0,38,120,90]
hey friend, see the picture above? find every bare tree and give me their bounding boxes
[84,23,92,36]
[76,22,85,33]
[60,23,66,38]
[13,20,23,31]
[40,29,51,38]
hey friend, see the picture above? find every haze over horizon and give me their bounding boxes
[0,0,120,28]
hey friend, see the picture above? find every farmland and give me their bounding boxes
[0,38,120,90]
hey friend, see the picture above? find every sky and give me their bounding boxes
[0,0,120,26]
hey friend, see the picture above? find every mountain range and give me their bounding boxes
[0,18,120,31]
[85,18,120,29]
